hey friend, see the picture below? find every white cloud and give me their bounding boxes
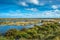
[41,10,60,18]
[54,9,59,12]
[52,5,58,9]
[15,0,46,6]
[0,10,34,18]
[0,9,60,18]
[18,2,28,6]
[15,0,39,6]
[26,8,38,12]
[29,0,39,5]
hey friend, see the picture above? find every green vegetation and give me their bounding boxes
[0,18,60,40]
[0,22,59,40]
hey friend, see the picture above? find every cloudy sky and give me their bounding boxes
[0,0,60,18]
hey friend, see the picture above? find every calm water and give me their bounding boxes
[0,22,43,34]
[0,25,34,34]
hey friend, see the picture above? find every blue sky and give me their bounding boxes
[0,0,60,18]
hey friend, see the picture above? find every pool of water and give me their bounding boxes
[0,22,43,34]
[0,25,34,34]
[0,26,23,33]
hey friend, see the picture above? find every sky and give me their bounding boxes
[0,0,60,18]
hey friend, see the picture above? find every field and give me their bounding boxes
[0,18,60,40]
